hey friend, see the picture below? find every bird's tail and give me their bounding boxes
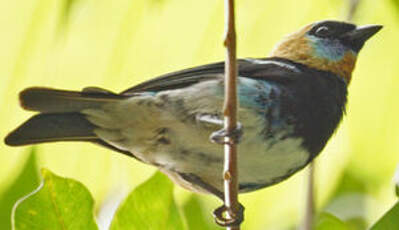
[5,87,125,146]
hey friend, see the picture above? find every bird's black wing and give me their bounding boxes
[121,57,303,94]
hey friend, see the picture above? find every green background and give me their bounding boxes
[0,0,398,229]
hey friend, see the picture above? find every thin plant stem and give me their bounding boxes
[303,162,315,230]
[222,0,240,229]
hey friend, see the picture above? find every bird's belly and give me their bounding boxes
[133,127,311,194]
[236,137,310,192]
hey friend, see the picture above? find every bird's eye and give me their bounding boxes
[315,26,331,37]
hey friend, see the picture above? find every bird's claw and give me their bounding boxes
[213,203,245,227]
[210,123,243,145]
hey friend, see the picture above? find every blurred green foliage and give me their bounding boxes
[0,0,398,229]
[0,149,39,230]
[9,168,399,229]
[110,172,184,230]
[323,169,369,229]
[182,195,222,230]
[391,0,399,17]
[12,169,185,230]
[315,213,350,230]
[13,169,98,230]
[370,201,399,230]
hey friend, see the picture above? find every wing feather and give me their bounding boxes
[121,58,303,94]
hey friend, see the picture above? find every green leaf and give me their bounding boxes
[110,171,184,230]
[315,212,350,230]
[182,195,221,230]
[12,168,98,230]
[0,149,40,230]
[370,201,399,230]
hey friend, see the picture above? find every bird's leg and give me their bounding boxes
[210,122,243,145]
[213,202,245,227]
[196,114,224,126]
[195,114,243,144]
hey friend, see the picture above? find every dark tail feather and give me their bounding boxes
[5,113,96,146]
[20,87,125,113]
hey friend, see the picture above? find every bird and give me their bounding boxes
[5,20,381,200]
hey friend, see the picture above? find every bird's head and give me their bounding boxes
[270,20,382,83]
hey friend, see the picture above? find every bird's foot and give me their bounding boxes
[213,203,245,227]
[210,123,243,145]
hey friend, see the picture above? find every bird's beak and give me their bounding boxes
[341,24,383,44]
